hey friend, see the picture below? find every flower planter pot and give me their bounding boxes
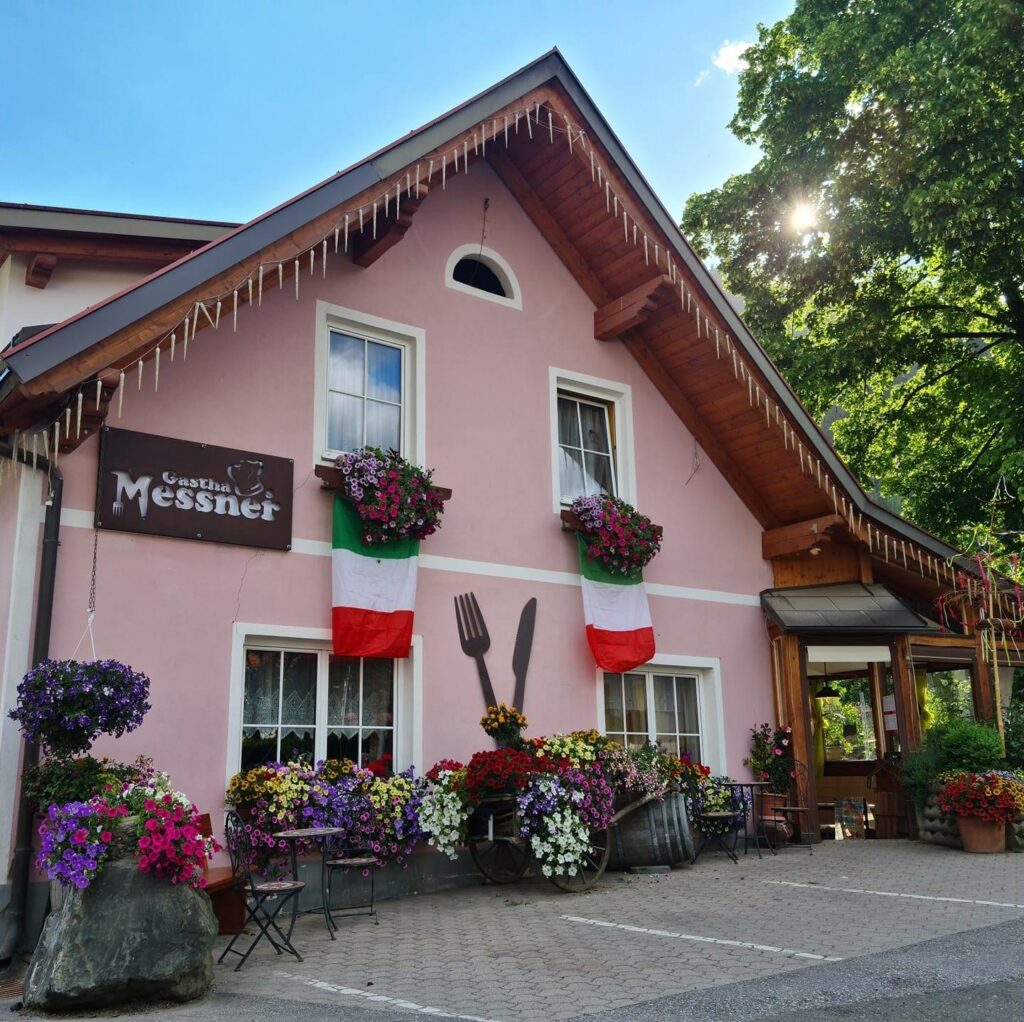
[956,816,1006,854]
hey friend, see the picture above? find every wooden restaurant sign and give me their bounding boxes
[95,427,293,550]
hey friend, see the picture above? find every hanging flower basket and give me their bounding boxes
[336,447,446,546]
[9,659,151,759]
[568,495,662,577]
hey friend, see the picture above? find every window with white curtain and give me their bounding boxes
[603,670,702,762]
[241,647,395,772]
[557,391,616,503]
[326,329,405,455]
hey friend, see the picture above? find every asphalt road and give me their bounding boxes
[578,915,1024,1022]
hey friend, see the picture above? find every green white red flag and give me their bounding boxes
[332,497,417,658]
[577,535,655,672]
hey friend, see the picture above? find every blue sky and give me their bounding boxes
[0,1,793,225]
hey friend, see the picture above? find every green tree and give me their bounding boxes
[682,0,1024,544]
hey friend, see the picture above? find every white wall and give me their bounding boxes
[0,467,45,874]
[0,254,155,350]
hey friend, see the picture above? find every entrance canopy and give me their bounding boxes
[761,582,938,635]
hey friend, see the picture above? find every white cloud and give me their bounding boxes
[712,40,752,75]
[693,69,710,87]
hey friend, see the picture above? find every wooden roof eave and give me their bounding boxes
[0,50,964,571]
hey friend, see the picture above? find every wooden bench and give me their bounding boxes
[198,814,244,935]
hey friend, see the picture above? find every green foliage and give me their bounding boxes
[932,718,1005,773]
[923,672,973,730]
[820,698,861,756]
[900,718,1005,806]
[900,744,940,810]
[22,755,152,811]
[681,0,1024,544]
[1004,701,1024,770]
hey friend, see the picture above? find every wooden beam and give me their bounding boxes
[594,275,673,340]
[761,514,845,560]
[0,232,202,266]
[350,184,430,268]
[779,633,819,839]
[621,333,780,528]
[486,147,609,306]
[25,253,57,289]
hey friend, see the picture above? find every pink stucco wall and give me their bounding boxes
[38,162,775,833]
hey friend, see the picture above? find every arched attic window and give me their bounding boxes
[444,244,522,310]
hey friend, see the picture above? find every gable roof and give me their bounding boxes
[0,48,963,586]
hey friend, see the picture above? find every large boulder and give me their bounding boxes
[24,858,217,1011]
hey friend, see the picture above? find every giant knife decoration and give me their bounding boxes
[511,597,537,713]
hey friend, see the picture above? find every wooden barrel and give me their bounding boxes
[608,793,694,869]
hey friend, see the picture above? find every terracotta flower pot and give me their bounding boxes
[956,815,1006,854]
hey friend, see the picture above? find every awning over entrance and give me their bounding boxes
[761,582,939,635]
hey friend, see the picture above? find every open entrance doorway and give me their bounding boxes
[807,645,892,841]
[805,647,980,842]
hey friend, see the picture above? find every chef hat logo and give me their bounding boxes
[227,459,265,498]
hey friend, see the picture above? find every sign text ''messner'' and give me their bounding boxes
[95,427,293,550]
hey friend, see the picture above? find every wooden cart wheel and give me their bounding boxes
[469,837,531,884]
[549,825,611,892]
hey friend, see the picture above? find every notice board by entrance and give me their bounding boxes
[95,426,293,550]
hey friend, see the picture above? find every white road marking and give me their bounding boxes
[276,971,506,1021]
[763,879,1024,910]
[560,914,842,961]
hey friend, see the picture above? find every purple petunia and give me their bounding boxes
[9,660,150,757]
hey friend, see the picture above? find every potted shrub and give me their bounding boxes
[936,771,1024,853]
[900,718,1006,847]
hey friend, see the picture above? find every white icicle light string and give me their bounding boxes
[0,98,961,593]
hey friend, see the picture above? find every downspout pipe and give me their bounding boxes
[0,444,63,964]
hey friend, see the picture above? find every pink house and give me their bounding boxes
[1,51,1006,945]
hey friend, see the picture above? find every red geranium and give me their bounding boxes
[464,748,536,802]
[425,758,464,783]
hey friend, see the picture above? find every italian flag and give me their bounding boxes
[332,497,417,658]
[578,535,655,673]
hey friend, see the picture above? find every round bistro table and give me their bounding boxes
[274,826,345,937]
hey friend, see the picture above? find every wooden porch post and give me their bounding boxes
[779,633,819,840]
[888,635,922,753]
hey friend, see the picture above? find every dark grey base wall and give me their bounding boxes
[3,850,483,953]
[288,847,482,913]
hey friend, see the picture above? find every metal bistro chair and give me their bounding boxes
[218,811,305,971]
[321,830,379,938]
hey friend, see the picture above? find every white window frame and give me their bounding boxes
[549,368,636,513]
[595,655,726,774]
[226,622,422,784]
[314,301,426,467]
[444,243,522,310]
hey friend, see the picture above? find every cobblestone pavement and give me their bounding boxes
[201,840,1024,1022]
